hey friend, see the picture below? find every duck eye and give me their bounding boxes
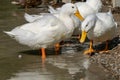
[86,24,88,27]
[72,6,74,8]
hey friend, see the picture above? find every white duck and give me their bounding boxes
[79,11,117,55]
[4,3,78,60]
[75,0,102,20]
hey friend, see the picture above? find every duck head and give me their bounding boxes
[59,3,84,21]
[60,3,78,16]
[80,14,97,43]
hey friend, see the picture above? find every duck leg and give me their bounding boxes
[41,48,46,59]
[55,43,60,54]
[99,41,109,53]
[84,40,96,55]
[41,48,46,63]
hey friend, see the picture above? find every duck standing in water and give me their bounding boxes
[4,3,81,61]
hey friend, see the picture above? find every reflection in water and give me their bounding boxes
[6,45,112,80]
[8,71,54,80]
[83,59,90,70]
[7,61,55,80]
[47,56,82,76]
[46,46,87,79]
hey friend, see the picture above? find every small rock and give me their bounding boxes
[18,54,22,59]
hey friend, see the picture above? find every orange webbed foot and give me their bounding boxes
[99,41,109,54]
[99,50,109,54]
[84,48,96,55]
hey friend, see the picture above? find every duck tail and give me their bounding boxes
[48,5,56,13]
[108,8,112,15]
[24,13,35,22]
[115,22,118,28]
[3,31,15,38]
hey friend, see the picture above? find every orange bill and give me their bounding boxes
[80,31,87,43]
[74,10,84,21]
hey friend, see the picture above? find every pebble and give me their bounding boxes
[18,54,22,59]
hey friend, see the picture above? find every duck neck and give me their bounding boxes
[59,13,74,32]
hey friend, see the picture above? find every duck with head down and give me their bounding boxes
[77,11,117,55]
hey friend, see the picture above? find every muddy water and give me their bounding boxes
[0,0,114,80]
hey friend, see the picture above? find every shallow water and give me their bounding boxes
[0,0,114,80]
